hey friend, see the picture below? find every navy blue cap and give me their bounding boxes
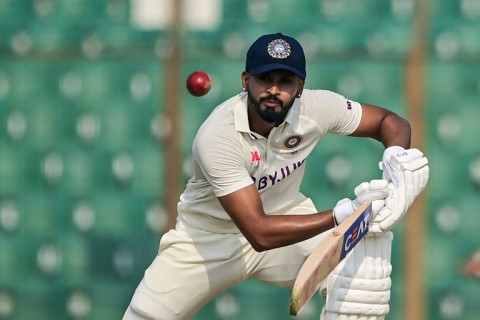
[245,33,306,80]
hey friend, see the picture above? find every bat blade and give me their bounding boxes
[289,201,373,316]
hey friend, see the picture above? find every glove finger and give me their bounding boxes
[380,187,407,230]
[371,199,385,216]
[369,224,382,233]
[374,206,390,223]
[370,179,389,190]
[403,170,415,207]
[416,167,429,195]
[356,190,389,205]
[336,197,352,206]
[333,198,354,225]
[379,161,395,184]
[370,207,389,233]
[408,169,418,196]
[412,170,422,197]
[416,166,430,195]
[354,181,371,197]
[400,156,429,171]
[384,161,402,187]
[421,166,430,189]
[378,161,384,171]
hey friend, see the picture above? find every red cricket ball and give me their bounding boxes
[186,71,212,97]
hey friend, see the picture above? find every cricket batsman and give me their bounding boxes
[123,33,429,319]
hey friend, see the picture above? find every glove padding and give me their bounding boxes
[380,146,429,190]
[372,147,430,232]
[333,179,389,225]
[371,180,427,233]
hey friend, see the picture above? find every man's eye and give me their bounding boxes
[280,78,293,84]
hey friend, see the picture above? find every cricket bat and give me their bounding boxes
[289,200,374,316]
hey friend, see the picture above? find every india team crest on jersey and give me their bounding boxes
[284,135,303,149]
[267,39,291,59]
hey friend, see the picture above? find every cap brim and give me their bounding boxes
[249,63,306,80]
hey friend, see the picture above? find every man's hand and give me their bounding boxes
[370,183,403,233]
[380,146,429,191]
[372,147,430,232]
[333,180,389,225]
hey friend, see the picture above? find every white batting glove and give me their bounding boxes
[370,183,402,232]
[371,163,430,232]
[333,179,389,225]
[372,147,430,232]
[380,146,406,186]
[379,146,428,205]
[380,146,429,190]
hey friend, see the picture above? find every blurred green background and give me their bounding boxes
[0,0,479,319]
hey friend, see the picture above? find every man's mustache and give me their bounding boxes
[259,95,283,107]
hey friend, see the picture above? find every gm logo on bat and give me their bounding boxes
[340,204,373,259]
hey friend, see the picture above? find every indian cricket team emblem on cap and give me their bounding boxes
[284,135,302,149]
[267,39,291,59]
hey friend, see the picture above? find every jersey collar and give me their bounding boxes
[234,92,251,134]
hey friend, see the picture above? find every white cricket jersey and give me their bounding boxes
[177,89,362,229]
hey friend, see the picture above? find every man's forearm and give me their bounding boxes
[379,113,411,148]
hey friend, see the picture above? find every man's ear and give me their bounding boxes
[296,79,305,97]
[241,71,250,89]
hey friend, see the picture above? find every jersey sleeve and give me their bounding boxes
[306,90,363,135]
[193,124,253,197]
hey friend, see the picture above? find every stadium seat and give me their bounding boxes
[98,101,133,151]
[61,146,95,196]
[0,143,22,195]
[0,236,18,286]
[131,142,164,197]
[80,62,117,106]
[59,234,90,283]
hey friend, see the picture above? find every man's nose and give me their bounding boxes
[267,84,280,95]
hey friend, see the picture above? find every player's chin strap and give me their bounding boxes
[319,232,393,320]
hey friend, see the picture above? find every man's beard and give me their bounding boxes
[247,92,295,124]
